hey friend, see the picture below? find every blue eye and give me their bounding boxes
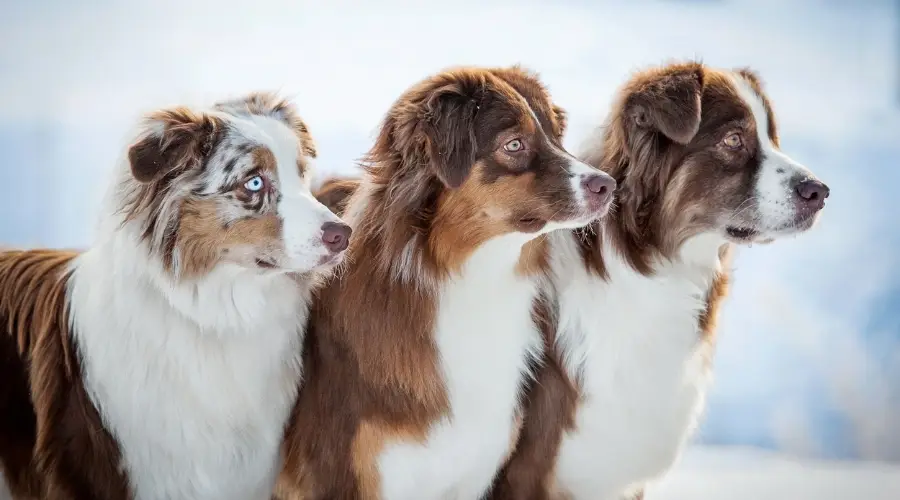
[244,176,264,192]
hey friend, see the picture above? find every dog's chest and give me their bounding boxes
[72,279,303,500]
[550,236,718,499]
[378,240,542,500]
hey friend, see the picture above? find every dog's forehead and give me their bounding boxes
[191,111,304,195]
[492,80,556,134]
[703,69,780,146]
[227,113,302,170]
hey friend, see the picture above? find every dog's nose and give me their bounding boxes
[321,221,351,253]
[582,174,616,208]
[794,179,830,211]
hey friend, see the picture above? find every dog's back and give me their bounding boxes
[0,249,77,498]
[0,249,126,500]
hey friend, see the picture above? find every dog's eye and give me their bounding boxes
[243,175,265,192]
[504,139,525,153]
[722,132,743,149]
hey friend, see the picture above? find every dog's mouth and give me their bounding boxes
[725,226,758,242]
[515,216,547,233]
[317,252,344,268]
[255,258,277,269]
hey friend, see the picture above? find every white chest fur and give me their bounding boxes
[549,232,724,500]
[68,235,307,500]
[377,235,543,500]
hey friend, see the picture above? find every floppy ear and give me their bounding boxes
[127,108,219,183]
[421,85,480,189]
[625,63,704,146]
[314,178,360,216]
[552,104,568,139]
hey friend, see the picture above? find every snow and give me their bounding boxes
[649,446,900,500]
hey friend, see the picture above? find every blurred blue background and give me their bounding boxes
[1,0,898,463]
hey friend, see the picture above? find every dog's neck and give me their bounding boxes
[81,212,309,337]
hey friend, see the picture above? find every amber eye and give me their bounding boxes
[504,139,524,153]
[722,132,743,149]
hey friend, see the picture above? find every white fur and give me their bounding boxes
[70,224,306,500]
[363,92,604,498]
[549,231,724,499]
[565,151,607,215]
[730,74,815,235]
[376,233,543,500]
[544,71,825,499]
[230,113,342,271]
[64,108,328,499]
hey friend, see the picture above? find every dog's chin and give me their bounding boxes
[254,258,279,270]
[724,213,819,245]
[252,252,345,276]
[541,204,611,233]
[315,252,345,270]
[724,226,760,244]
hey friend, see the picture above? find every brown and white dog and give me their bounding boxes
[0,93,350,500]
[275,65,615,499]
[489,62,831,499]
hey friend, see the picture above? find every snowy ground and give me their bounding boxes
[2,446,897,499]
[648,446,900,500]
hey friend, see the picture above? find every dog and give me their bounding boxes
[275,65,615,500]
[489,62,831,500]
[0,92,350,500]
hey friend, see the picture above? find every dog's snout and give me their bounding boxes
[794,179,830,211]
[581,174,616,208]
[321,221,351,253]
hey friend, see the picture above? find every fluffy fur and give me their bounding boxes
[490,62,831,500]
[314,177,360,215]
[0,92,349,499]
[276,65,614,500]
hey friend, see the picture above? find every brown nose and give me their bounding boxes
[321,221,351,253]
[581,174,616,208]
[794,179,830,211]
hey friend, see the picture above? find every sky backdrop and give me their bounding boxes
[1,0,898,462]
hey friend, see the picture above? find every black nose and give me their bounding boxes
[582,174,616,208]
[794,179,830,211]
[321,221,351,253]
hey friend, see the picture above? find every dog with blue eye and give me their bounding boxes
[0,92,350,500]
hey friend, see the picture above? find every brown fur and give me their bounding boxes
[491,61,786,498]
[0,249,131,500]
[278,65,581,499]
[0,92,329,500]
[123,92,321,279]
[314,178,360,216]
[215,91,319,162]
[489,292,579,500]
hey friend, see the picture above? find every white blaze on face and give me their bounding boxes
[237,114,343,271]
[525,105,612,233]
[731,74,816,233]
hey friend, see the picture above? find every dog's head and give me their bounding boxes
[592,62,829,265]
[363,65,614,271]
[121,92,351,280]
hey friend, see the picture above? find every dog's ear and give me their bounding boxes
[314,178,360,216]
[420,84,481,189]
[127,108,220,183]
[552,104,568,140]
[624,63,704,146]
